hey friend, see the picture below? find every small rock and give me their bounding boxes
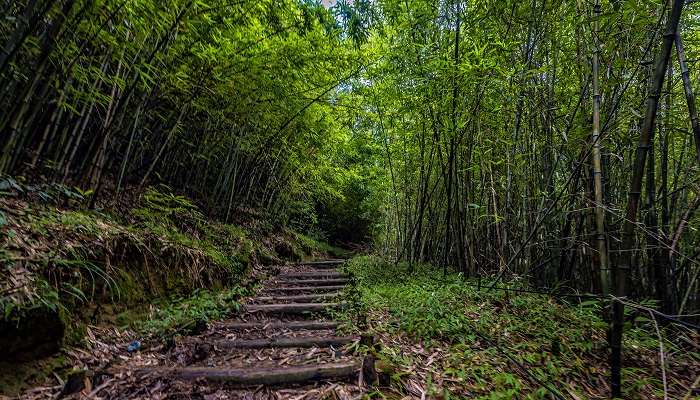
[126,341,141,353]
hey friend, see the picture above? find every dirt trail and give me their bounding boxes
[25,260,373,400]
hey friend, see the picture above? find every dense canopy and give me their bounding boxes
[3,0,700,395]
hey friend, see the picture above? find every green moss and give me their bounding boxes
[63,323,87,347]
[57,306,86,347]
[257,248,280,266]
[115,310,137,327]
[50,354,68,370]
[0,355,68,396]
[114,268,143,305]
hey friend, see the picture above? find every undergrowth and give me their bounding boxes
[345,256,700,399]
[133,286,253,338]
[293,231,351,259]
[1,183,245,325]
[1,178,335,352]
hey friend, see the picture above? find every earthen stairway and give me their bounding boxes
[124,259,372,398]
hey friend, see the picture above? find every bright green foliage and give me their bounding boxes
[133,287,249,336]
[342,0,700,302]
[4,0,700,394]
[0,185,233,327]
[346,256,699,399]
[0,0,377,244]
[1,169,351,331]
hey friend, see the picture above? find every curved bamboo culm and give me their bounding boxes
[611,0,685,396]
[675,34,700,165]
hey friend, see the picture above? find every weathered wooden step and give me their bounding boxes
[277,272,347,279]
[255,293,341,302]
[265,285,345,293]
[301,260,344,265]
[273,278,350,286]
[134,362,360,385]
[305,264,344,269]
[211,336,355,349]
[298,260,345,269]
[243,302,349,314]
[215,321,341,331]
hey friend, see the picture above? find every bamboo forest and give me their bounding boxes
[2,0,700,398]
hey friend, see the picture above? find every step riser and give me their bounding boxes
[298,260,345,265]
[215,322,341,331]
[273,279,350,286]
[255,293,341,302]
[303,264,343,269]
[265,285,345,292]
[243,302,349,314]
[212,336,354,349]
[134,363,360,385]
[276,273,347,279]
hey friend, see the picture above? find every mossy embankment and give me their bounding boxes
[0,181,348,395]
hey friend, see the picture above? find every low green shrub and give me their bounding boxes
[345,256,698,399]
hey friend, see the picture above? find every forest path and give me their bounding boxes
[91,260,372,399]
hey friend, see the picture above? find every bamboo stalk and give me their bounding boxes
[591,0,611,296]
[612,0,685,396]
[675,33,700,164]
[139,102,190,187]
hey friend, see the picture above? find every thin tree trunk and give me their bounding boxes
[611,0,684,396]
[591,0,611,296]
[675,34,700,164]
[0,0,54,76]
[0,0,74,172]
[139,103,190,187]
[116,103,142,197]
